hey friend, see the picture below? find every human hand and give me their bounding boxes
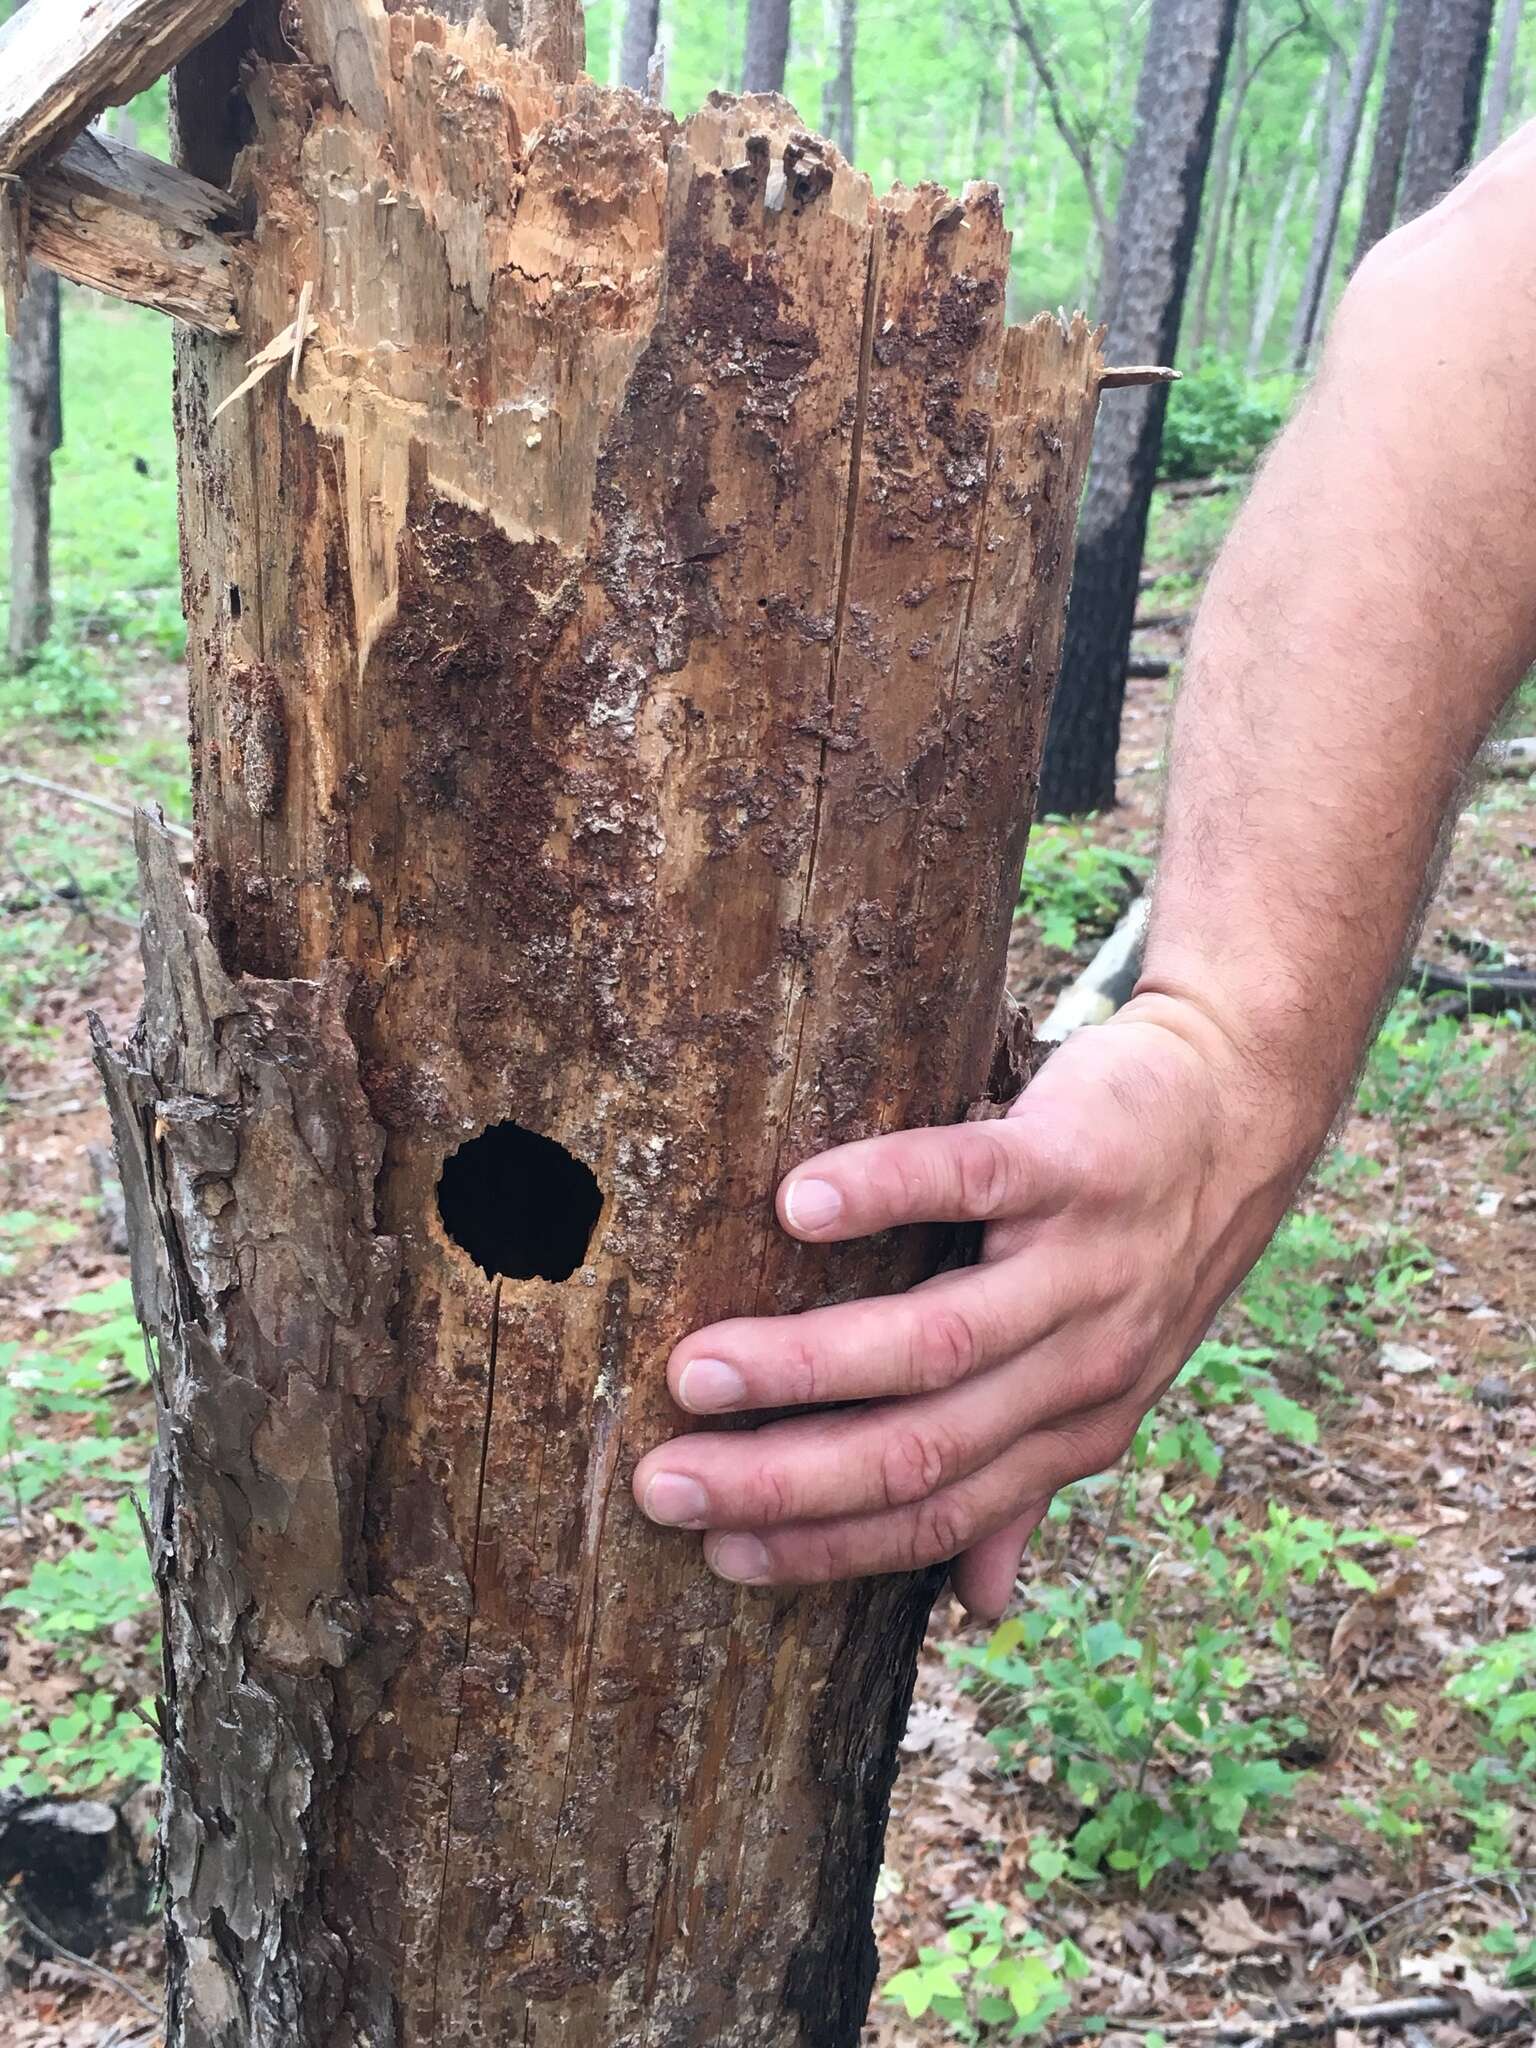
[633,992,1322,1620]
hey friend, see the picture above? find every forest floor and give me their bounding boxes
[2,311,1536,2045]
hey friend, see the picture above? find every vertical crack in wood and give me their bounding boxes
[427,1272,504,2038]
[753,219,883,1317]
[909,416,1000,933]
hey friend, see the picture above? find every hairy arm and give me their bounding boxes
[634,134,1536,1619]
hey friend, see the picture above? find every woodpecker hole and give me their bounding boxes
[436,1121,603,1283]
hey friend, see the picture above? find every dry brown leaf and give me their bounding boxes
[1196,1895,1291,1957]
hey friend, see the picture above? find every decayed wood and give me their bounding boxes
[7,260,59,660]
[0,0,246,174]
[95,2,1102,2041]
[24,132,241,334]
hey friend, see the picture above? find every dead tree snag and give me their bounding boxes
[77,0,1104,2040]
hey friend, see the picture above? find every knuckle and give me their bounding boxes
[913,1303,980,1391]
[782,1333,822,1408]
[878,1426,949,1511]
[955,1127,1016,1218]
[867,1145,929,1223]
[1075,1340,1144,1410]
[907,1495,976,1568]
[745,1462,797,1527]
[799,1522,853,1582]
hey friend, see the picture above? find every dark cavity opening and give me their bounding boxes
[436,1121,603,1283]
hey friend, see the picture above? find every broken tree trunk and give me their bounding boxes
[7,260,59,663]
[89,1,1102,2041]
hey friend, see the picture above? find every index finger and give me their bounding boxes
[778,1119,1065,1243]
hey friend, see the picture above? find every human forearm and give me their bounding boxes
[1142,136,1536,1144]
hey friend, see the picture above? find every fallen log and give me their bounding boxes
[1409,958,1536,1019]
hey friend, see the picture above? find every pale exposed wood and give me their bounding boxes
[0,0,246,174]
[23,131,241,334]
[1100,362,1180,386]
[95,3,1103,2041]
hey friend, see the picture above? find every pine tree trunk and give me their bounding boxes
[1187,0,1248,356]
[93,2,1102,2041]
[743,0,792,89]
[1396,0,1496,217]
[7,263,60,663]
[821,0,856,157]
[1289,0,1390,367]
[1477,0,1523,150]
[1037,0,1237,819]
[617,0,659,92]
[1245,77,1324,373]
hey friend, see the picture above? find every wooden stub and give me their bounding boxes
[96,4,1103,2042]
[24,133,241,334]
[0,0,247,174]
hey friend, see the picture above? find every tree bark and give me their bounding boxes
[7,263,59,663]
[1351,0,1429,264]
[1245,74,1325,373]
[92,3,1103,2041]
[1394,0,1495,221]
[617,0,660,92]
[1187,0,1248,357]
[1477,0,1523,150]
[822,0,857,159]
[743,0,793,89]
[1037,0,1237,818]
[1289,0,1390,367]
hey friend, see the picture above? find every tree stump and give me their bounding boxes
[91,2,1103,2040]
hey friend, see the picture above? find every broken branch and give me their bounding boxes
[23,131,242,334]
[0,0,246,174]
[1100,363,1181,388]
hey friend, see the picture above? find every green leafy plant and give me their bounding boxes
[1485,1923,1536,1988]
[0,1690,159,1799]
[952,1585,1305,1886]
[883,1902,1090,2040]
[1158,360,1286,481]
[1018,821,1151,952]
[0,638,122,739]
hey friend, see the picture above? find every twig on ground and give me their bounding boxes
[1050,1993,1530,2041]
[1320,1870,1534,1956]
[0,1898,158,2019]
[0,771,193,842]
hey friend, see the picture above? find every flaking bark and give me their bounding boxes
[96,1,1103,2040]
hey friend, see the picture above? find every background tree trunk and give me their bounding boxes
[95,3,1103,2041]
[1246,75,1324,372]
[618,0,661,92]
[7,263,61,664]
[1352,0,1430,265]
[1037,0,1237,818]
[1289,0,1390,367]
[1187,0,1248,356]
[743,0,792,89]
[822,0,857,156]
[1394,0,1496,219]
[1476,0,1523,148]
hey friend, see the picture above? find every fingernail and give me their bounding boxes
[784,1176,842,1235]
[708,1533,772,1584]
[678,1357,748,1413]
[643,1473,710,1527]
